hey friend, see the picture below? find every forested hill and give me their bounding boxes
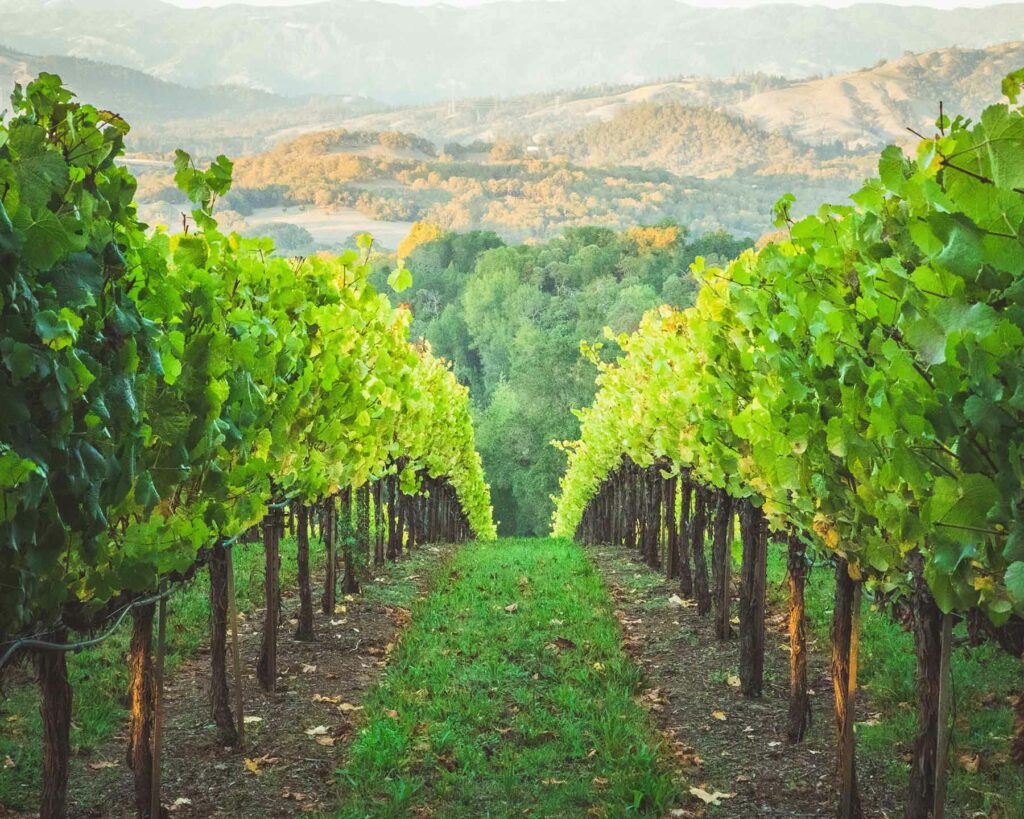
[136,120,856,244]
[375,225,751,535]
[549,104,869,178]
[2,0,1024,101]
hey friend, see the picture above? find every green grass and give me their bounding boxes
[332,538,681,818]
[766,549,1024,818]
[0,533,325,810]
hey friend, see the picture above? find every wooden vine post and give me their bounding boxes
[226,545,245,748]
[151,588,167,819]
[738,501,767,697]
[690,486,712,615]
[933,613,954,819]
[678,475,694,597]
[664,475,678,579]
[321,495,337,615]
[257,507,282,692]
[294,504,316,642]
[786,532,811,742]
[832,558,863,819]
[908,549,944,818]
[343,487,363,594]
[711,492,734,640]
[208,542,238,746]
[127,602,157,816]
[37,631,72,819]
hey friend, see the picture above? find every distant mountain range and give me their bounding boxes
[2,0,1024,102]
[0,44,383,156]
[292,42,1024,153]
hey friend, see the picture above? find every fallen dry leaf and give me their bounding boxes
[504,603,518,613]
[243,754,279,774]
[313,694,342,704]
[384,709,399,720]
[689,786,735,806]
[243,715,262,725]
[315,736,336,747]
[541,778,567,785]
[591,777,609,788]
[334,605,347,614]
[305,725,330,736]
[726,675,740,688]
[87,760,116,770]
[3,756,15,769]
[338,702,362,713]
[302,663,318,674]
[711,710,727,721]
[168,797,192,811]
[958,753,981,774]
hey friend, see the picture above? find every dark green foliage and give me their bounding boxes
[0,74,160,637]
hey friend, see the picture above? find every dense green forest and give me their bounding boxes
[373,225,751,534]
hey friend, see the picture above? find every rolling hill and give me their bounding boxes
[735,41,1024,148]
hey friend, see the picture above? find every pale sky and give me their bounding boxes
[163,0,1016,8]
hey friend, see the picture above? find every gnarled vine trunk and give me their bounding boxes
[127,603,157,817]
[832,558,863,819]
[907,551,943,819]
[664,475,678,579]
[738,501,767,698]
[208,545,238,745]
[37,633,72,819]
[711,491,734,640]
[787,532,811,742]
[678,476,694,597]
[294,504,316,642]
[321,496,337,615]
[257,510,281,691]
[690,486,712,615]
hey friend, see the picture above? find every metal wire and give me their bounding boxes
[0,525,254,670]
[0,492,393,669]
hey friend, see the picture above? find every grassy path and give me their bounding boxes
[333,538,681,818]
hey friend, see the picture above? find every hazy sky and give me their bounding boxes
[163,0,1015,8]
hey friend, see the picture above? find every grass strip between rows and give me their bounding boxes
[333,537,681,818]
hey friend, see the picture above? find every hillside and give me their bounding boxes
[0,45,384,157]
[549,103,873,179]
[736,41,1024,147]
[146,125,853,242]
[304,75,792,146]
[277,42,1023,160]
[0,45,287,123]
[2,0,1024,102]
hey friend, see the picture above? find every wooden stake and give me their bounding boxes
[150,586,167,819]
[933,612,954,819]
[226,546,245,748]
[839,582,862,819]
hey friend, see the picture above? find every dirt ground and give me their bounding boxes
[64,546,454,819]
[585,543,902,818]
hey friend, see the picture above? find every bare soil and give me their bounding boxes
[585,543,902,818]
[65,546,455,819]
